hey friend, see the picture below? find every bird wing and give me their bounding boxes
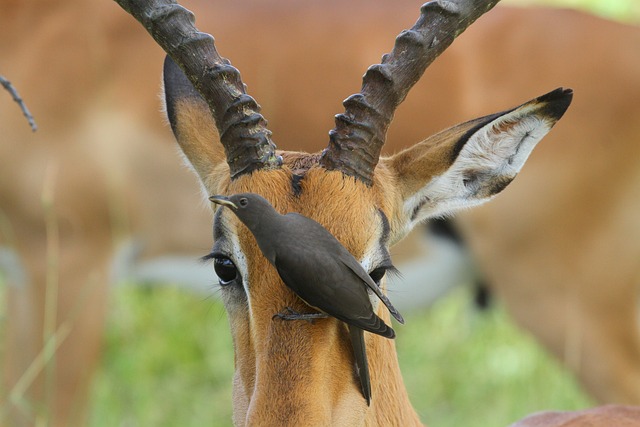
[339,258,405,324]
[285,213,404,324]
[273,252,394,338]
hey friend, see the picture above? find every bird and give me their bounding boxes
[209,192,404,405]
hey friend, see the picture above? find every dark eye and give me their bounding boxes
[213,256,239,286]
[369,267,387,284]
[239,198,248,207]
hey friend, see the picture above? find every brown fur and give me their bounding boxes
[510,405,640,427]
[451,9,640,404]
[2,0,640,425]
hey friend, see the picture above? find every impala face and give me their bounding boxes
[123,0,573,424]
[208,167,398,425]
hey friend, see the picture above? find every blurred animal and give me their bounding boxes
[1,0,639,425]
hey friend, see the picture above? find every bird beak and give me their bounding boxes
[209,195,238,210]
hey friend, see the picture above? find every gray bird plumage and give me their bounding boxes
[209,192,404,405]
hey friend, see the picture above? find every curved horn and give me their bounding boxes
[115,0,281,178]
[319,0,501,185]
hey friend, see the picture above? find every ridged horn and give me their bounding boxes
[319,0,501,185]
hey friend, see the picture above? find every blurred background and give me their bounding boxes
[1,0,639,426]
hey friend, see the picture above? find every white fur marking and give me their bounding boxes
[228,225,251,304]
[360,230,390,309]
[404,109,552,229]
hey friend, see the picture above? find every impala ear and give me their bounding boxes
[162,56,226,183]
[385,88,572,240]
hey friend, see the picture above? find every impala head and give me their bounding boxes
[119,0,571,424]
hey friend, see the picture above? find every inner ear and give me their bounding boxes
[385,88,572,238]
[407,110,551,222]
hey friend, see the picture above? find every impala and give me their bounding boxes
[3,0,640,425]
[110,0,640,424]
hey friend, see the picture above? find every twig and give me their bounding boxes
[0,74,38,132]
[3,321,72,416]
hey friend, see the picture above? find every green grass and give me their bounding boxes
[397,290,593,426]
[88,286,234,427]
[88,286,592,427]
[506,0,640,21]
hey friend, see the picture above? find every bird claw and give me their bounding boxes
[272,306,328,324]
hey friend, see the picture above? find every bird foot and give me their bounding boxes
[272,307,328,324]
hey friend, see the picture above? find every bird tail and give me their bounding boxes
[349,326,371,406]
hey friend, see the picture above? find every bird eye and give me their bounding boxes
[239,198,248,207]
[369,267,387,284]
[213,256,239,286]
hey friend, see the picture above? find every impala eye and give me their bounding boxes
[369,265,400,286]
[213,256,238,286]
[369,267,387,284]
